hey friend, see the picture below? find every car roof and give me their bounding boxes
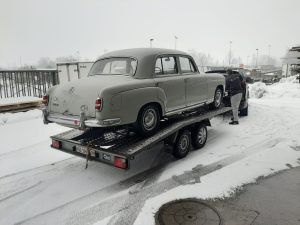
[98,48,188,60]
[96,48,191,78]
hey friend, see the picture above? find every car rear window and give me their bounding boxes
[89,57,137,76]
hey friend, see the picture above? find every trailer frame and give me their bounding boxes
[50,107,231,169]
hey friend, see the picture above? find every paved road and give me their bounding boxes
[209,166,300,225]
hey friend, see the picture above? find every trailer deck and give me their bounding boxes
[51,107,231,169]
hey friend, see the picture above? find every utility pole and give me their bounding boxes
[268,45,271,65]
[174,36,178,50]
[150,38,154,48]
[229,41,232,66]
[246,55,250,68]
[256,48,259,68]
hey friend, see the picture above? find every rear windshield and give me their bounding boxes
[89,57,137,76]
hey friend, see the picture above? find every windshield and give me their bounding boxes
[89,57,137,76]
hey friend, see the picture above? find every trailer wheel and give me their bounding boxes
[191,124,207,149]
[173,130,191,159]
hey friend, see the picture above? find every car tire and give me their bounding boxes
[209,87,223,109]
[173,130,191,159]
[239,105,248,116]
[191,124,207,149]
[136,104,160,137]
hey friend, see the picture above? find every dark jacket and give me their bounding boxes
[226,73,245,96]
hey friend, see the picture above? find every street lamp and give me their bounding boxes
[229,41,232,66]
[268,45,271,65]
[150,38,154,48]
[174,36,178,50]
[256,48,259,68]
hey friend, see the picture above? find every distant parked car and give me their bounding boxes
[206,69,249,116]
[43,48,225,136]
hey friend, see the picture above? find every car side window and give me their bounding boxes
[179,57,196,74]
[155,56,178,75]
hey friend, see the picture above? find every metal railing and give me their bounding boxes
[0,70,58,98]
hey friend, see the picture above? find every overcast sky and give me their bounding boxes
[1,0,300,67]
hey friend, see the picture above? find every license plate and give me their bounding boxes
[102,153,111,161]
[77,146,96,157]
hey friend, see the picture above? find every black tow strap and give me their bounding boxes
[85,145,91,169]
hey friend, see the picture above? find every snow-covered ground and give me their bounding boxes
[0,75,299,225]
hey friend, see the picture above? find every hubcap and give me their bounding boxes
[143,109,157,131]
[179,135,189,153]
[215,90,222,107]
[197,127,207,144]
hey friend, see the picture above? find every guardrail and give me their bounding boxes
[0,70,58,98]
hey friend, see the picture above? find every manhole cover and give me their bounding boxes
[156,199,222,225]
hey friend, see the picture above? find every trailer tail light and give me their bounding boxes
[114,157,128,169]
[42,95,49,106]
[51,140,61,149]
[95,98,102,111]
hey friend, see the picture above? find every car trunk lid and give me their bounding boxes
[48,75,131,117]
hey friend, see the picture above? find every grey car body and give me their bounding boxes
[43,48,225,132]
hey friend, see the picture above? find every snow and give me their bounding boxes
[0,75,300,225]
[134,75,300,225]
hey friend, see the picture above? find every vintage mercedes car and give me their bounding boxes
[42,48,225,136]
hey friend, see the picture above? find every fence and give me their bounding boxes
[0,70,58,98]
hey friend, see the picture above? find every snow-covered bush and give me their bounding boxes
[249,82,267,98]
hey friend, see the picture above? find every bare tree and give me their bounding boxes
[188,49,217,67]
[56,55,78,63]
[37,57,56,68]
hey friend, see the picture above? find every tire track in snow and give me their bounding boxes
[16,137,286,225]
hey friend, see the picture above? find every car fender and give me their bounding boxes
[115,87,166,124]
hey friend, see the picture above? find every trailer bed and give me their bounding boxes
[51,107,231,168]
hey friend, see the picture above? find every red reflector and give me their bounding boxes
[95,98,102,111]
[114,157,128,169]
[51,140,61,149]
[42,95,49,106]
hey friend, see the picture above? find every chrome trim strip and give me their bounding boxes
[47,113,121,128]
[165,102,206,116]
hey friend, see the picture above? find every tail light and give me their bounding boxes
[95,98,102,111]
[42,95,49,106]
[51,140,61,149]
[114,157,128,169]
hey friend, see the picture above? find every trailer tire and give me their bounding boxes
[239,105,248,116]
[191,124,207,149]
[173,130,191,159]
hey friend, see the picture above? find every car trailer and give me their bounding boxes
[50,107,231,169]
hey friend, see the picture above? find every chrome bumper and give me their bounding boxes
[42,109,121,129]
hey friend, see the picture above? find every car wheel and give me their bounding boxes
[209,88,223,109]
[136,104,160,137]
[239,105,248,116]
[173,130,191,159]
[191,124,207,149]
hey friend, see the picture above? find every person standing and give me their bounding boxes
[226,69,245,125]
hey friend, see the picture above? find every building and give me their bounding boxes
[56,61,94,84]
[282,46,300,77]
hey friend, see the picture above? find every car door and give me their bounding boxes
[179,56,208,106]
[154,56,185,112]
